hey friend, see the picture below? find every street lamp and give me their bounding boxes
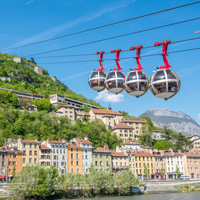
[195,31,200,34]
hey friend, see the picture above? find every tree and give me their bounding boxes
[11,165,16,178]
[162,126,172,140]
[32,99,54,112]
[144,165,149,176]
[176,165,181,177]
[154,141,164,150]
[161,166,165,176]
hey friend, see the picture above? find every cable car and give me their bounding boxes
[124,70,149,97]
[149,40,181,100]
[88,70,107,92]
[105,70,126,94]
[88,51,107,92]
[124,45,149,97]
[149,69,180,100]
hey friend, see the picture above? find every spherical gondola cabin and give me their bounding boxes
[105,70,126,94]
[88,70,107,92]
[124,70,149,97]
[149,69,181,100]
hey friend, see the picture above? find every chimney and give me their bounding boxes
[104,144,109,150]
[178,149,181,153]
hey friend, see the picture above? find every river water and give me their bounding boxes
[71,192,200,200]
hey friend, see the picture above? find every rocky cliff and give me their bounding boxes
[140,109,200,136]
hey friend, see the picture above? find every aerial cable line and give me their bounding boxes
[25,17,200,57]
[37,46,200,64]
[34,36,200,58]
[3,0,200,52]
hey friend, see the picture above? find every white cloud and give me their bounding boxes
[25,0,34,5]
[95,90,124,103]
[198,113,200,121]
[3,0,135,52]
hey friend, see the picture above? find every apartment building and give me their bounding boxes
[183,153,200,179]
[68,143,82,174]
[112,123,135,140]
[153,152,166,179]
[92,145,112,173]
[56,105,84,121]
[121,140,142,151]
[121,118,148,135]
[111,152,128,173]
[0,148,8,182]
[17,139,40,167]
[89,109,123,129]
[152,130,165,140]
[39,145,51,167]
[7,147,22,181]
[50,94,99,109]
[186,135,200,149]
[42,140,68,175]
[132,152,154,180]
[0,88,43,100]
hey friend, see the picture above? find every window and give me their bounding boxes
[85,150,87,153]
[62,155,65,160]
[77,168,79,174]
[53,149,55,153]
[60,149,62,153]
[9,161,12,166]
[106,154,109,158]
[9,154,12,158]
[34,158,37,164]
[85,155,88,159]
[100,161,103,166]
[71,161,74,166]
[23,144,26,148]
[9,169,11,173]
[76,148,78,152]
[23,150,26,156]
[76,161,79,166]
[34,144,37,148]
[95,161,98,166]
[29,158,32,164]
[29,151,32,156]
[30,144,32,148]
[71,168,74,173]
[106,161,109,167]
[100,154,103,158]
[76,153,79,159]
[23,158,25,164]
[53,162,56,167]
[34,151,37,156]
[57,149,59,153]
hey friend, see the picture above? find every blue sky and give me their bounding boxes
[0,0,200,124]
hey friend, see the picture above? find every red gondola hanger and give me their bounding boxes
[110,49,122,71]
[130,45,143,71]
[96,51,105,71]
[154,40,171,69]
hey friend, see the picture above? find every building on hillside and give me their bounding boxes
[34,67,43,75]
[89,109,123,129]
[186,135,200,149]
[0,148,8,182]
[152,130,165,140]
[42,140,68,175]
[112,123,135,140]
[0,88,44,100]
[186,135,200,141]
[7,146,22,181]
[111,152,128,173]
[68,143,82,174]
[153,152,166,179]
[183,153,200,179]
[92,145,112,173]
[56,105,84,121]
[39,145,51,167]
[27,103,38,112]
[17,139,39,167]
[121,140,142,151]
[131,152,155,180]
[50,94,99,109]
[121,118,148,136]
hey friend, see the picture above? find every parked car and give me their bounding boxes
[180,175,190,180]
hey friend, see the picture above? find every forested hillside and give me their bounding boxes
[0,52,102,108]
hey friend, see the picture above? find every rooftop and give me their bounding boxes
[93,146,111,153]
[91,109,123,116]
[132,152,153,156]
[81,140,92,144]
[21,140,39,144]
[111,152,128,157]
[122,140,140,145]
[40,145,51,150]
[121,118,148,123]
[113,123,133,130]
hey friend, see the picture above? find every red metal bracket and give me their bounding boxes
[111,49,122,71]
[96,51,105,71]
[130,45,143,71]
[154,40,171,69]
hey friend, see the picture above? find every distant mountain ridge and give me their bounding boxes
[140,109,200,136]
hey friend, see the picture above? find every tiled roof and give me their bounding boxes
[103,115,114,118]
[50,140,66,144]
[68,143,80,148]
[174,153,183,156]
[28,103,37,108]
[184,153,200,157]
[186,135,199,139]
[132,152,153,156]
[121,118,148,123]
[81,140,91,144]
[113,123,133,130]
[164,154,173,157]
[40,145,51,150]
[93,147,111,153]
[84,112,90,116]
[111,152,128,157]
[21,140,39,144]
[122,140,140,145]
[91,109,123,116]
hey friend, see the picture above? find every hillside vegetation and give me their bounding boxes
[0,52,102,108]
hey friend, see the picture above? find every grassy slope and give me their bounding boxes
[0,52,102,108]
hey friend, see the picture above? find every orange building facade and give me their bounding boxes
[68,143,82,174]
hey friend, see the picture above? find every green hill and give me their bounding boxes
[0,52,102,108]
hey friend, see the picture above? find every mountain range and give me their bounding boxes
[140,109,200,136]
